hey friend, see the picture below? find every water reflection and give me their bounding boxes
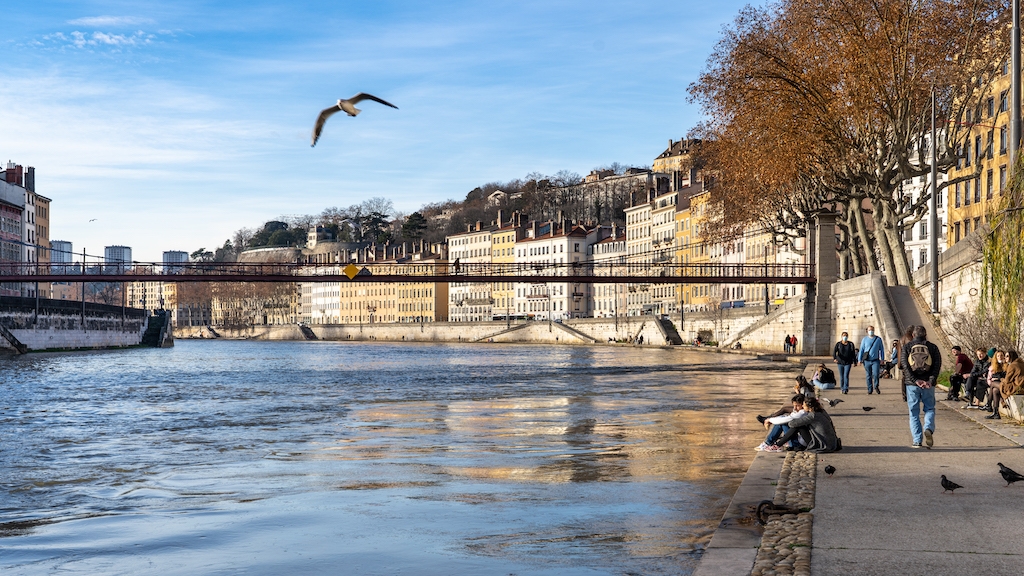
[0,341,795,575]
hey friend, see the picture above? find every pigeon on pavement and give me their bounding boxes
[311,93,398,146]
[998,463,1024,486]
[862,406,875,412]
[941,475,963,494]
[824,465,836,477]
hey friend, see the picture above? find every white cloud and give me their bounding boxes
[67,16,154,27]
[41,30,153,50]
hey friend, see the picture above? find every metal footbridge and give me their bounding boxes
[0,262,815,284]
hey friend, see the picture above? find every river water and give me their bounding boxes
[0,341,794,575]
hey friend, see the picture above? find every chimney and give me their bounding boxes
[669,138,673,149]
[25,167,35,193]
[476,221,482,231]
[467,224,472,233]
[402,242,407,257]
[497,209,505,226]
[530,221,538,238]
[612,223,619,239]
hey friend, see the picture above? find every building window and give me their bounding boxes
[1000,91,1008,113]
[1001,126,1008,154]
[975,217,982,231]
[975,176,982,203]
[920,220,928,240]
[964,141,971,166]
[954,222,961,242]
[964,179,971,205]
[955,182,961,207]
[987,130,994,159]
[920,248,928,268]
[1001,165,1007,194]
[987,169,994,199]
[975,135,983,164]
[987,97,995,118]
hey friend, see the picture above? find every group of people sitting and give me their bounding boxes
[755,375,842,453]
[946,346,1024,420]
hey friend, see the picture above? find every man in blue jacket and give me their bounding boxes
[859,325,885,394]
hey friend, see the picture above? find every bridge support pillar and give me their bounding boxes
[802,212,837,356]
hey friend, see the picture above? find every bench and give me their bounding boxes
[998,395,1024,422]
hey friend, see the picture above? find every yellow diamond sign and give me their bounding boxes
[343,263,361,280]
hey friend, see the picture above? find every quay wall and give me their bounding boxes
[1,297,148,352]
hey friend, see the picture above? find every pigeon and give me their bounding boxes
[998,463,1024,486]
[862,406,875,412]
[941,475,963,494]
[823,398,843,408]
[824,465,836,477]
[311,93,398,147]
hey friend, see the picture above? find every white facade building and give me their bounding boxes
[587,225,626,319]
[514,222,591,321]
[900,172,947,272]
[447,223,494,322]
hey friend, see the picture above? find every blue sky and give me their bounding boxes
[0,0,749,261]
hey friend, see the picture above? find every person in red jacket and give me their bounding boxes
[947,346,974,401]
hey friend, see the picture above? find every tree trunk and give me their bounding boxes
[874,199,913,286]
[853,200,876,274]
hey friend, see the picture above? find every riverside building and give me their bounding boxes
[514,220,592,321]
[447,222,495,322]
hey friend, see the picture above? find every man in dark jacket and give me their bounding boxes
[899,325,942,449]
[963,348,990,408]
[833,332,857,394]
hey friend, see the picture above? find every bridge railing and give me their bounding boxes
[0,261,813,280]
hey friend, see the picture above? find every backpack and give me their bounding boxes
[908,343,934,377]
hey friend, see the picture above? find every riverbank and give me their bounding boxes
[698,359,1024,575]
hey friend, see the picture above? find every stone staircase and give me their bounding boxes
[656,317,683,345]
[141,312,173,348]
[298,324,318,340]
[0,323,28,354]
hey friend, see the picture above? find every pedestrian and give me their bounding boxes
[947,345,974,401]
[897,326,915,401]
[791,334,799,354]
[783,334,791,353]
[900,325,942,448]
[859,325,885,394]
[638,334,644,345]
[833,331,857,394]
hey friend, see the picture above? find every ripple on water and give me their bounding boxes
[0,341,793,575]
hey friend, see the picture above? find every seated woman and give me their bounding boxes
[771,398,840,453]
[794,374,816,399]
[812,363,837,390]
[757,394,807,452]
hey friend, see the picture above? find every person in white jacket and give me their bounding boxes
[757,395,807,452]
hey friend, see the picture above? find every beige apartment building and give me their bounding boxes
[490,211,524,321]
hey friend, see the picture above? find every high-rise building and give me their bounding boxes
[163,250,189,273]
[104,245,132,274]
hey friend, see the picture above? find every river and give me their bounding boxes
[0,341,795,575]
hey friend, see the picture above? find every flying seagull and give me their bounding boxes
[998,462,1024,486]
[311,93,398,147]
[824,465,836,477]
[940,475,963,494]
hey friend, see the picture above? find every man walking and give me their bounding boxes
[833,331,857,394]
[900,325,942,448]
[859,325,885,394]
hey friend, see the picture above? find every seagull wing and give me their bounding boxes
[349,92,398,109]
[311,105,342,147]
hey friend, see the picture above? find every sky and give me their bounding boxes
[0,0,751,262]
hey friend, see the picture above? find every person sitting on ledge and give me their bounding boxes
[946,346,974,401]
[985,350,1024,420]
[771,397,841,453]
[756,394,807,452]
[812,363,837,390]
[794,374,816,399]
[962,347,989,408]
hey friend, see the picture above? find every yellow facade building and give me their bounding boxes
[947,60,1012,246]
